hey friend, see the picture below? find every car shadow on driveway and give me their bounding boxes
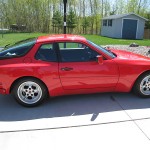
[0,93,150,122]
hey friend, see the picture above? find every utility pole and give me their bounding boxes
[63,0,67,34]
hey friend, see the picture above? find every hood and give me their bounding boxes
[111,49,150,61]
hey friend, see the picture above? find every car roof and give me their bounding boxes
[37,34,87,43]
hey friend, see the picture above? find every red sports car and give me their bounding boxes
[0,34,150,107]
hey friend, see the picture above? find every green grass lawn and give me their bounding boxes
[0,33,149,47]
[84,35,150,46]
[0,33,47,47]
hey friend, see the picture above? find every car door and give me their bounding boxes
[58,42,119,90]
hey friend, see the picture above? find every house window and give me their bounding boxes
[108,20,112,26]
[103,20,107,26]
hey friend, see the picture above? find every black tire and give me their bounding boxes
[13,78,48,107]
[133,72,150,98]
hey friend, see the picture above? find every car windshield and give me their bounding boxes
[87,40,116,58]
[0,38,37,58]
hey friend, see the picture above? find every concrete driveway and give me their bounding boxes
[0,93,150,150]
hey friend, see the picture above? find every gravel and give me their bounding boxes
[104,45,150,57]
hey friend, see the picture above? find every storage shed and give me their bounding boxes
[101,13,148,39]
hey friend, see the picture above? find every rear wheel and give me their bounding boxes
[134,72,150,97]
[13,78,47,107]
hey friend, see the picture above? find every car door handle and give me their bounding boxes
[61,67,73,71]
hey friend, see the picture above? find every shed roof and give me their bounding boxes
[102,13,148,21]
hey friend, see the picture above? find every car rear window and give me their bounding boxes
[0,38,36,59]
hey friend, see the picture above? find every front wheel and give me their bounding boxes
[134,73,150,97]
[13,78,47,107]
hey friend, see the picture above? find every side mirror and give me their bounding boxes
[96,55,103,64]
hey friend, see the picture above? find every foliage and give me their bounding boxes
[67,8,77,33]
[0,0,150,34]
[81,17,90,34]
[52,11,63,33]
[145,13,150,29]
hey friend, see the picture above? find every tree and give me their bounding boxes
[52,10,63,33]
[1,0,150,35]
[81,17,90,34]
[125,0,150,15]
[145,13,150,29]
[114,0,125,14]
[89,0,94,34]
[67,8,77,33]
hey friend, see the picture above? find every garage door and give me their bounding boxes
[122,19,137,39]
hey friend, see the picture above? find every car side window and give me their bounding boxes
[35,44,57,62]
[58,42,99,62]
[0,38,36,58]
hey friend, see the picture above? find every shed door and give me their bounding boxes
[122,19,137,39]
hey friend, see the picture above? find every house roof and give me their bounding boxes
[102,13,148,21]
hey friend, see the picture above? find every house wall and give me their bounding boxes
[101,20,116,38]
[101,14,146,39]
[136,19,145,39]
[113,19,122,38]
